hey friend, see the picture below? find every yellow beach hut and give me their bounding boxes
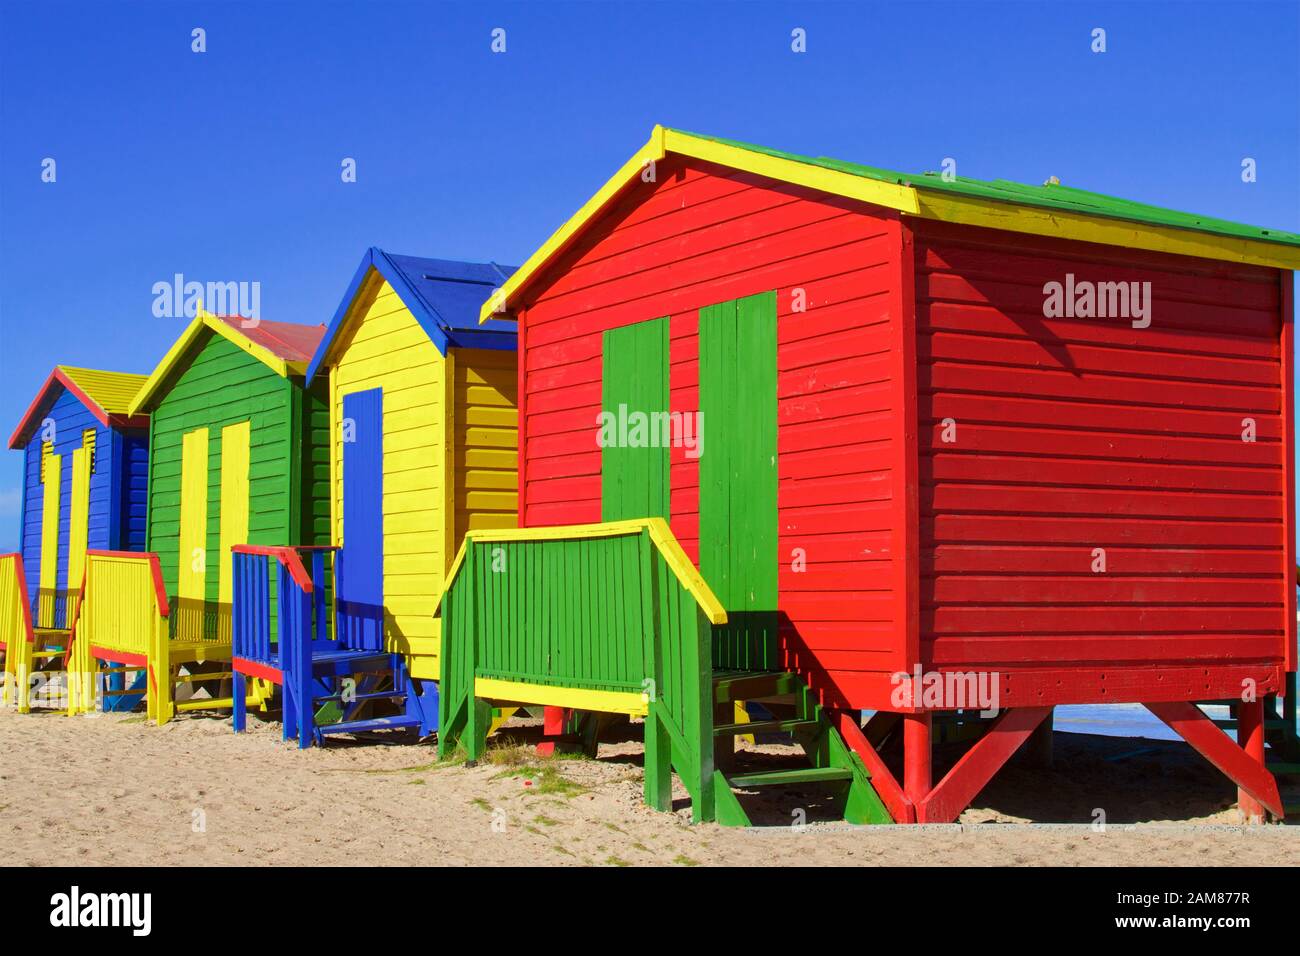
[304,249,518,684]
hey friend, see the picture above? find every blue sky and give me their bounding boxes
[1,0,1297,552]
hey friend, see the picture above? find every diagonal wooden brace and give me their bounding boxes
[835,710,915,823]
[1146,701,1283,820]
[917,706,1052,824]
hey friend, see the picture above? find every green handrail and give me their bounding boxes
[437,518,727,822]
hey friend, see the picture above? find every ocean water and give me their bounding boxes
[1052,703,1233,741]
[858,704,1235,742]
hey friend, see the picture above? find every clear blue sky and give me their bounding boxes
[1,0,1297,552]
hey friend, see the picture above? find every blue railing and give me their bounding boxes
[231,545,336,747]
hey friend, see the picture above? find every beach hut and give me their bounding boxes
[128,310,330,638]
[2,367,149,709]
[59,310,332,723]
[242,249,519,744]
[437,126,1298,825]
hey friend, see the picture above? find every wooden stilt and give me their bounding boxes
[643,706,672,812]
[536,705,567,756]
[836,709,914,822]
[903,711,932,806]
[1237,699,1266,823]
[1146,700,1283,820]
[918,706,1052,824]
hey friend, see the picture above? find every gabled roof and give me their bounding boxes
[128,310,326,415]
[8,366,150,449]
[483,125,1300,322]
[305,248,517,384]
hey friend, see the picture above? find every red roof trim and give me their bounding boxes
[7,368,136,449]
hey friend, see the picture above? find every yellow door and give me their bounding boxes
[38,446,61,629]
[66,435,93,624]
[176,427,209,638]
[217,421,251,640]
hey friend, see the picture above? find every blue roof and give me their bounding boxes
[306,248,517,384]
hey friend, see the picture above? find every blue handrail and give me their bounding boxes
[231,545,336,747]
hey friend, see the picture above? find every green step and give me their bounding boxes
[727,767,853,789]
[713,718,818,737]
[712,671,799,704]
[1267,761,1300,776]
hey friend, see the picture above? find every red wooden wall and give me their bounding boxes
[515,157,1294,712]
[517,158,909,707]
[913,218,1292,706]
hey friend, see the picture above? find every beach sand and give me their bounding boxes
[1,706,1297,867]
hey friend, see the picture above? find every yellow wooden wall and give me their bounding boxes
[452,348,518,541]
[330,275,447,676]
[327,275,520,680]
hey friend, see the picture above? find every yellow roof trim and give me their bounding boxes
[479,127,668,323]
[483,126,1298,320]
[128,310,292,415]
[916,190,1300,270]
[439,517,727,625]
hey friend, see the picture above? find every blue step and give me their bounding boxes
[310,651,394,678]
[104,669,148,713]
[313,689,407,705]
[315,715,424,738]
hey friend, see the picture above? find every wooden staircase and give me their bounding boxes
[711,670,892,827]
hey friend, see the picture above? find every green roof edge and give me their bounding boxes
[666,128,1300,250]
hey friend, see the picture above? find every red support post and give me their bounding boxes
[537,705,568,756]
[1236,699,1266,823]
[903,711,932,806]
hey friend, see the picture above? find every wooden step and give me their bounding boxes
[727,766,853,789]
[713,718,818,737]
[712,671,799,704]
[175,696,255,712]
[316,715,422,737]
[312,689,406,705]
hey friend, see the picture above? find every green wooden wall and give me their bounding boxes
[144,330,330,623]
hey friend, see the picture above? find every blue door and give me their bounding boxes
[338,388,384,651]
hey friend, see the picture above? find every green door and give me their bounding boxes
[600,317,669,521]
[699,291,779,671]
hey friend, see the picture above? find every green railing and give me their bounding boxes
[437,518,727,822]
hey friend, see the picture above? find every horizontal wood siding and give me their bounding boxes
[147,331,295,606]
[116,431,150,551]
[18,389,117,620]
[519,158,903,706]
[300,381,332,546]
[330,274,445,669]
[913,219,1288,689]
[453,347,518,541]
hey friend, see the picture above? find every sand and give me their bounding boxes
[1,706,1297,867]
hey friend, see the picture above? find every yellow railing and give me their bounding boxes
[67,551,171,722]
[0,553,35,711]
